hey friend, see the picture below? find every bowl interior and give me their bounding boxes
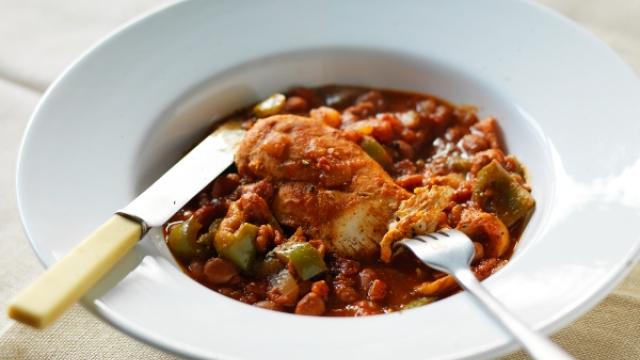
[133,48,555,269]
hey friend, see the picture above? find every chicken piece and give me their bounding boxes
[236,115,410,259]
[456,208,510,258]
[216,192,280,237]
[379,185,454,262]
[273,181,404,259]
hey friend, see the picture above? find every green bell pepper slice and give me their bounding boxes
[472,160,535,227]
[360,135,393,169]
[253,93,286,118]
[167,216,209,261]
[273,242,327,280]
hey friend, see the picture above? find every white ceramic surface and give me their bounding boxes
[16,0,640,359]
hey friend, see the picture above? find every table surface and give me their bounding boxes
[0,0,638,359]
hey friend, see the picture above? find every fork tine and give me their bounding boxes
[395,238,424,250]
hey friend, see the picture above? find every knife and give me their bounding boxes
[8,120,246,328]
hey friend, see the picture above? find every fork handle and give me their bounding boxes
[452,269,572,360]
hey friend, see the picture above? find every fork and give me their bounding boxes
[395,229,572,360]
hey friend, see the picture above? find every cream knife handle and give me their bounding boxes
[8,214,142,328]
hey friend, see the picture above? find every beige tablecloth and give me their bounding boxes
[0,1,638,359]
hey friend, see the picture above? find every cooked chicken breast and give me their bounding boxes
[236,115,409,259]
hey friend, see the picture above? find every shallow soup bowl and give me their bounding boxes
[16,1,640,359]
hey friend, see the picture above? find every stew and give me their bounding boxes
[163,85,535,316]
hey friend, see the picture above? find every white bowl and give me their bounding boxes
[17,0,640,359]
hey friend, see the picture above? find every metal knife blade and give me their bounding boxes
[118,120,245,230]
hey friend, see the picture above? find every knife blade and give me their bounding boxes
[8,120,246,328]
[119,120,246,229]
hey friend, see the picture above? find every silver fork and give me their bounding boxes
[395,229,572,360]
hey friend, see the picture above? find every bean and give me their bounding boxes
[473,258,499,280]
[295,292,326,315]
[461,134,490,154]
[353,300,382,316]
[211,173,240,198]
[358,268,377,292]
[367,279,388,302]
[334,282,358,303]
[311,280,330,300]
[356,91,384,110]
[255,300,282,311]
[188,260,205,281]
[333,257,360,276]
[283,96,309,113]
[310,106,342,128]
[395,174,423,191]
[204,258,238,285]
[392,139,414,159]
[430,105,452,125]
